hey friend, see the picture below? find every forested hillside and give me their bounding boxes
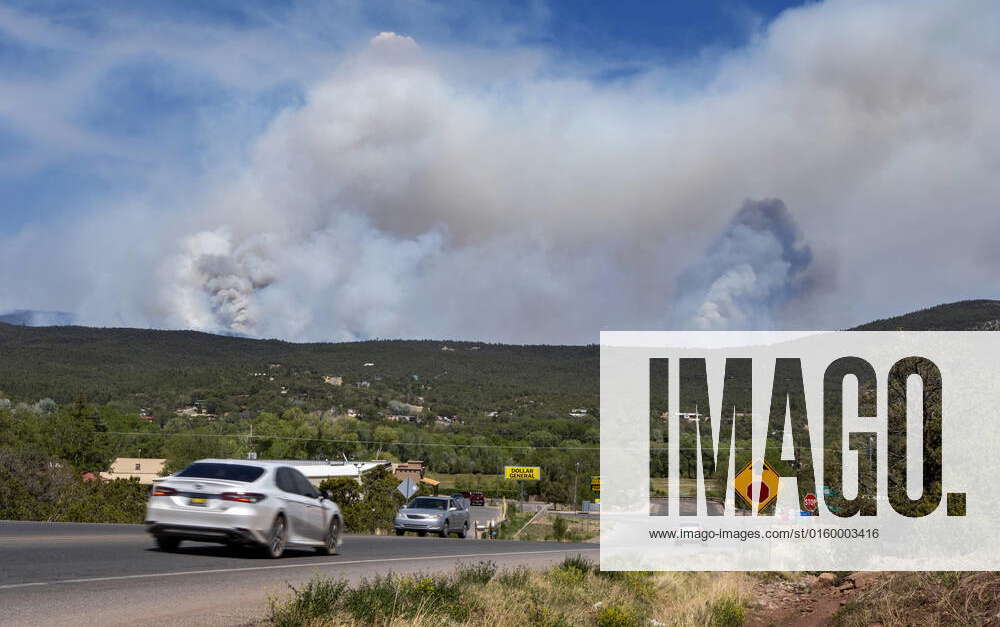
[850,299,1000,331]
[0,324,600,506]
[1,299,996,515]
[0,324,597,419]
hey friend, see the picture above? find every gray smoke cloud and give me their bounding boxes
[3,1,1000,342]
[673,199,814,330]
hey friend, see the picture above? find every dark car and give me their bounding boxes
[469,491,485,506]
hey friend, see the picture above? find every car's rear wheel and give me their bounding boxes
[315,516,341,555]
[155,536,180,552]
[264,515,287,558]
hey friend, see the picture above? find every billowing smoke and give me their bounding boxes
[673,199,813,330]
[3,0,1000,342]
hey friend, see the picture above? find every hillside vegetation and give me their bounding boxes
[850,299,1000,331]
[0,324,596,418]
[0,299,997,513]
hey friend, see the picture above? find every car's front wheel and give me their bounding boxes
[438,521,449,538]
[155,536,180,552]
[395,529,405,536]
[264,515,287,558]
[457,521,468,539]
[315,516,341,555]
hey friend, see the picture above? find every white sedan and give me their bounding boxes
[145,459,342,558]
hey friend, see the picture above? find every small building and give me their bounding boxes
[393,460,425,483]
[101,458,167,484]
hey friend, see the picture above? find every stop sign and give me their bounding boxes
[804,493,818,512]
[745,481,770,504]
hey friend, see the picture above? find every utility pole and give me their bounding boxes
[247,423,257,460]
[572,461,580,512]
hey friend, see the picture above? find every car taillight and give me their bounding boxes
[221,492,266,503]
[152,486,177,497]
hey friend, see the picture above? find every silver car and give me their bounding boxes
[145,459,342,558]
[394,496,470,538]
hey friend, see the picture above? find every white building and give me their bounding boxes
[280,460,392,486]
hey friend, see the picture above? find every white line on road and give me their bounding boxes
[0,547,598,591]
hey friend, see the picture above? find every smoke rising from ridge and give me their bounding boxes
[673,199,814,330]
[3,1,1000,342]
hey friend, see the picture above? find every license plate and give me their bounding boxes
[189,497,208,506]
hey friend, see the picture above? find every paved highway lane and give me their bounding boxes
[0,521,597,626]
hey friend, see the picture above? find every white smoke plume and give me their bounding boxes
[3,1,1000,342]
[673,199,814,330]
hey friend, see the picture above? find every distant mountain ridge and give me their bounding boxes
[850,299,1000,331]
[0,298,996,410]
[0,310,74,327]
[3,299,999,334]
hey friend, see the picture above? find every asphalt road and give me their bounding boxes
[0,520,597,626]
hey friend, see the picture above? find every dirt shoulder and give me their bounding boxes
[745,572,881,627]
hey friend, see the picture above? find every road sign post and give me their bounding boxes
[397,477,418,500]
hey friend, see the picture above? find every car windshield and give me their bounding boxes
[175,462,264,482]
[409,497,446,510]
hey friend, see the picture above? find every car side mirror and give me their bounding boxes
[320,490,330,500]
[450,506,458,511]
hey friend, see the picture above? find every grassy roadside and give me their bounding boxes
[268,557,750,627]
[832,572,1000,626]
[497,510,599,542]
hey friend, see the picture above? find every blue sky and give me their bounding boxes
[0,0,807,234]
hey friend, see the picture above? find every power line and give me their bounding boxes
[97,430,601,451]
[94,430,845,453]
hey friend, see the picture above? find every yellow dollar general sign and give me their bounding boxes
[733,460,780,512]
[504,466,541,480]
[591,476,600,491]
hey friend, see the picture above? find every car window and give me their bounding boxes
[410,497,446,510]
[176,462,264,482]
[292,469,319,498]
[275,468,299,494]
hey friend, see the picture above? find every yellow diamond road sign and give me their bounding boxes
[733,460,779,512]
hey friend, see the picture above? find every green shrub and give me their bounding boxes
[707,597,745,627]
[268,577,346,627]
[551,515,569,542]
[343,573,469,623]
[496,566,531,588]
[457,561,497,585]
[0,448,147,523]
[528,595,573,627]
[596,604,640,627]
[559,554,594,574]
